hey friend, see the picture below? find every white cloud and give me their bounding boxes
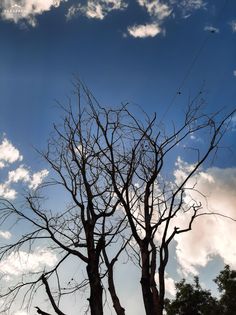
[137,0,206,20]
[174,156,196,185]
[127,23,162,38]
[7,166,30,184]
[234,70,236,77]
[28,169,49,189]
[230,20,236,33]
[7,166,48,190]
[0,0,207,31]
[0,166,48,200]
[0,183,17,200]
[155,272,176,296]
[0,136,48,200]
[81,1,105,20]
[0,231,12,240]
[0,138,23,168]
[189,133,203,143]
[127,0,205,38]
[204,25,219,33]
[0,0,66,26]
[14,312,28,315]
[164,274,176,296]
[66,4,80,20]
[171,0,206,13]
[138,0,172,20]
[172,163,236,276]
[67,0,127,21]
[0,249,57,276]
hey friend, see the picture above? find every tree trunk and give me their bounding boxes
[86,222,104,315]
[158,265,165,315]
[87,263,103,315]
[140,247,162,315]
[107,265,125,315]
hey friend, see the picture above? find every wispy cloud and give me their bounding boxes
[0,0,65,26]
[127,23,162,38]
[0,231,11,240]
[0,0,208,35]
[127,0,206,38]
[138,0,172,20]
[66,4,80,20]
[173,0,206,15]
[66,0,127,21]
[204,25,219,33]
[0,249,57,276]
[230,20,236,33]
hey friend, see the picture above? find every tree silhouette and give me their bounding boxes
[0,83,235,315]
[165,277,220,315]
[165,265,236,315]
[215,265,236,315]
[35,306,52,315]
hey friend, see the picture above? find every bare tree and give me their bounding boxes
[81,87,235,315]
[0,83,234,315]
[0,86,128,315]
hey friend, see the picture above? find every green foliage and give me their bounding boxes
[214,265,236,315]
[165,265,236,315]
[165,276,219,315]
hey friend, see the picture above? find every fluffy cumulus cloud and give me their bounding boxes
[127,23,162,38]
[0,165,48,199]
[125,0,171,38]
[0,0,66,26]
[0,183,17,199]
[66,0,127,21]
[28,169,49,189]
[0,137,48,199]
[7,165,30,184]
[0,138,23,169]
[0,249,57,276]
[155,272,176,296]
[172,160,236,276]
[164,274,176,296]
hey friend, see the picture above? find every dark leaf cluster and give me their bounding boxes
[165,265,236,315]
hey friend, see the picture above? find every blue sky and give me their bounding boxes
[0,0,236,314]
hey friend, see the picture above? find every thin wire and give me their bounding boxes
[159,0,230,123]
[161,35,210,122]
